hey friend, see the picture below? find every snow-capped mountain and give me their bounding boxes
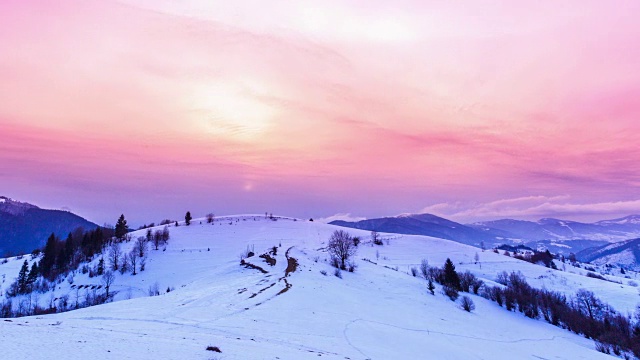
[577,238,640,270]
[1,214,633,359]
[0,196,98,256]
[596,215,640,226]
[470,216,640,243]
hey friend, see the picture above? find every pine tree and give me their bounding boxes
[56,246,67,273]
[442,258,461,300]
[26,262,38,291]
[40,233,58,278]
[185,211,192,226]
[64,233,75,265]
[97,257,105,276]
[443,258,461,289]
[115,214,128,241]
[17,260,29,294]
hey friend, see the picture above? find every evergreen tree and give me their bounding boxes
[64,233,75,265]
[56,246,67,273]
[40,233,58,278]
[97,257,105,276]
[442,258,461,300]
[17,260,29,294]
[26,262,38,291]
[115,214,128,241]
[185,211,192,226]
[443,258,461,290]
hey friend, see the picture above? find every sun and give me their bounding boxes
[187,81,275,141]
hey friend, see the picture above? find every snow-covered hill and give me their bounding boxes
[1,215,636,359]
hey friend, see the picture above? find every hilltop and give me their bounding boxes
[0,214,637,359]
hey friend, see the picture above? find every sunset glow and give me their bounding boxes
[2,0,640,225]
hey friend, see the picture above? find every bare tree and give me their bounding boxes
[108,243,121,271]
[371,231,383,246]
[128,251,138,275]
[153,230,162,250]
[119,253,129,274]
[575,289,604,321]
[102,270,115,298]
[327,230,357,270]
[162,226,170,245]
[135,236,147,258]
[206,213,215,224]
[474,252,480,264]
[140,252,148,272]
[153,226,170,250]
[420,259,429,279]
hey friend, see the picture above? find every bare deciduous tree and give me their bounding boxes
[153,227,171,250]
[140,252,148,272]
[135,236,147,258]
[128,251,138,275]
[327,230,357,270]
[108,243,121,271]
[119,253,129,274]
[371,231,382,246]
[420,259,429,279]
[575,289,604,321]
[102,270,115,298]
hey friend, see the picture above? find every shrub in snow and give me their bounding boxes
[320,270,327,276]
[206,346,221,353]
[443,285,459,301]
[586,272,606,281]
[334,269,342,279]
[148,282,160,297]
[427,279,435,295]
[352,236,361,247]
[410,267,418,277]
[460,296,475,312]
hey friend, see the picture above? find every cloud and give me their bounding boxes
[421,196,640,222]
[317,213,366,224]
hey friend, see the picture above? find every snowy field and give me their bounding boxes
[1,215,635,359]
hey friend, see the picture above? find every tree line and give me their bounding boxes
[422,258,640,357]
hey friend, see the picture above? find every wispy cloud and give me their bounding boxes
[422,196,640,223]
[317,213,367,224]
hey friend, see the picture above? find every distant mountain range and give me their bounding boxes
[576,238,640,270]
[330,213,500,247]
[331,213,640,255]
[0,196,98,256]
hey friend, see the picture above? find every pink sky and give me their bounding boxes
[2,0,640,225]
